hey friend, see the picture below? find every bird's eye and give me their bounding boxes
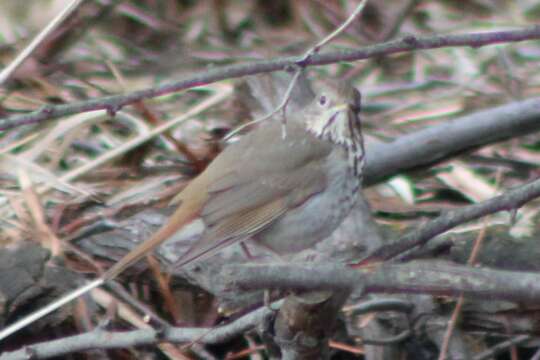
[318,95,327,106]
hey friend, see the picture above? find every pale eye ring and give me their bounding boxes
[318,95,327,106]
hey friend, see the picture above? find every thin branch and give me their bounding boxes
[360,177,540,263]
[437,290,465,360]
[0,303,277,360]
[473,335,531,360]
[223,61,303,140]
[225,0,368,140]
[0,0,85,85]
[40,88,231,192]
[438,173,499,360]
[2,26,540,130]
[309,0,368,52]
[342,298,413,314]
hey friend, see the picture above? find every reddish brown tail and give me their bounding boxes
[103,205,199,280]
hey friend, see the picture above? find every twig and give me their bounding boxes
[106,60,204,171]
[0,302,277,360]
[2,26,540,130]
[328,341,364,355]
[0,0,85,85]
[90,287,188,360]
[39,87,231,195]
[438,171,503,360]
[359,177,540,263]
[342,298,413,314]
[225,0,368,140]
[310,0,368,52]
[277,0,367,137]
[473,335,531,360]
[104,281,170,329]
[437,291,464,360]
[361,329,412,345]
[223,70,302,140]
[436,228,488,360]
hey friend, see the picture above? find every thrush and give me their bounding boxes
[105,82,364,277]
[0,81,365,340]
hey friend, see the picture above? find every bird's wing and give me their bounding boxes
[172,158,328,268]
[170,119,332,205]
[201,159,327,224]
[170,120,333,267]
[200,119,331,223]
[170,118,331,207]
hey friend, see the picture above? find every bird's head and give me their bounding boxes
[305,82,365,175]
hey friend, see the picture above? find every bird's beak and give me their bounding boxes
[331,103,350,114]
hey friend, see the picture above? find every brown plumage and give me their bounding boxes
[105,83,364,279]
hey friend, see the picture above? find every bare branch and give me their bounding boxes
[2,26,540,130]
[361,177,540,262]
[363,97,540,185]
[0,302,277,360]
[226,0,368,140]
[473,335,532,360]
[309,0,368,52]
[0,0,85,85]
[225,261,540,303]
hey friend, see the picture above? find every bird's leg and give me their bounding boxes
[240,241,255,260]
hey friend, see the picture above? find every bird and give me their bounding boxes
[0,80,365,341]
[105,82,364,277]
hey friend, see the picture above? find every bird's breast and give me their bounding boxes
[255,146,360,255]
